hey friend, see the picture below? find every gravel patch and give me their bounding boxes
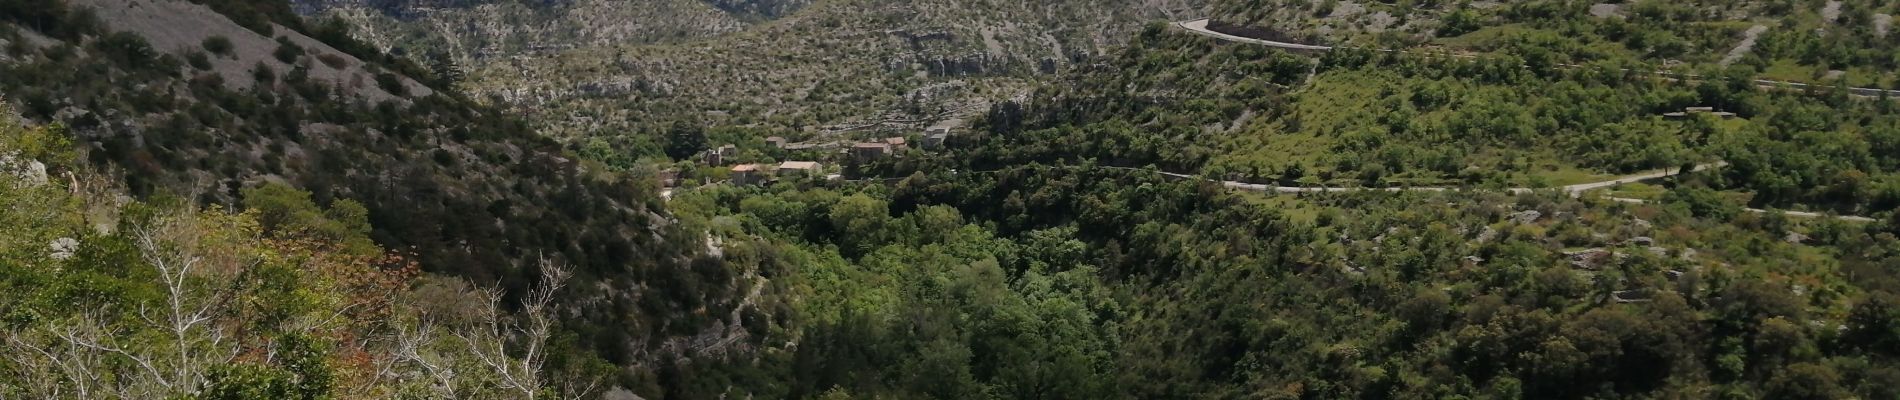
[980,28,1006,58]
[1363,11,1396,32]
[1720,25,1768,67]
[1589,3,1623,19]
[1327,1,1366,18]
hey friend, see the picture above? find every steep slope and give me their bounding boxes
[72,0,431,99]
[0,0,760,387]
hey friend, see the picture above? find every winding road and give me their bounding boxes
[1608,197,1877,222]
[678,23,1887,222]
[687,162,1873,222]
[1175,18,1900,98]
[1125,163,1724,197]
[1176,19,1333,51]
[1161,19,1885,221]
[1136,163,1873,222]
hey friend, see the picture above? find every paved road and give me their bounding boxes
[1608,197,1876,222]
[1107,163,1723,197]
[1558,162,1726,196]
[1176,19,1333,51]
[705,162,1876,221]
[1719,25,1768,67]
[1124,164,1877,222]
[1175,18,1900,98]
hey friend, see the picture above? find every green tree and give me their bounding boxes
[664,120,709,161]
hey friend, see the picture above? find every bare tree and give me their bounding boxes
[129,212,241,394]
[381,255,583,399]
[0,212,244,398]
[390,318,463,399]
[5,324,109,398]
[4,213,591,398]
[454,255,572,400]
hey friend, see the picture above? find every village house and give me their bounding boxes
[779,161,822,176]
[703,144,739,165]
[925,119,961,138]
[883,137,908,150]
[765,136,787,149]
[923,119,963,150]
[730,164,764,185]
[923,132,948,150]
[852,142,894,161]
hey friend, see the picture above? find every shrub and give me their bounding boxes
[252,62,275,85]
[202,35,233,56]
[316,53,348,69]
[374,72,407,97]
[186,51,212,70]
[272,37,302,63]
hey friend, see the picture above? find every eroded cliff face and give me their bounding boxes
[460,0,1207,137]
[292,0,1210,153]
[294,0,756,60]
[703,0,814,19]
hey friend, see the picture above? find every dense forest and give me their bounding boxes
[653,162,1900,398]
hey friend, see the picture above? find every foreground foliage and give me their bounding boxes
[0,110,605,398]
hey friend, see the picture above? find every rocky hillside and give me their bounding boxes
[290,0,821,62]
[453,0,1207,157]
[0,0,759,385]
[295,0,756,61]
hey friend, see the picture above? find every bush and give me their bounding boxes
[432,149,456,167]
[252,62,275,85]
[272,37,302,63]
[186,51,212,70]
[315,53,348,69]
[202,35,233,56]
[374,72,407,97]
[93,31,157,70]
